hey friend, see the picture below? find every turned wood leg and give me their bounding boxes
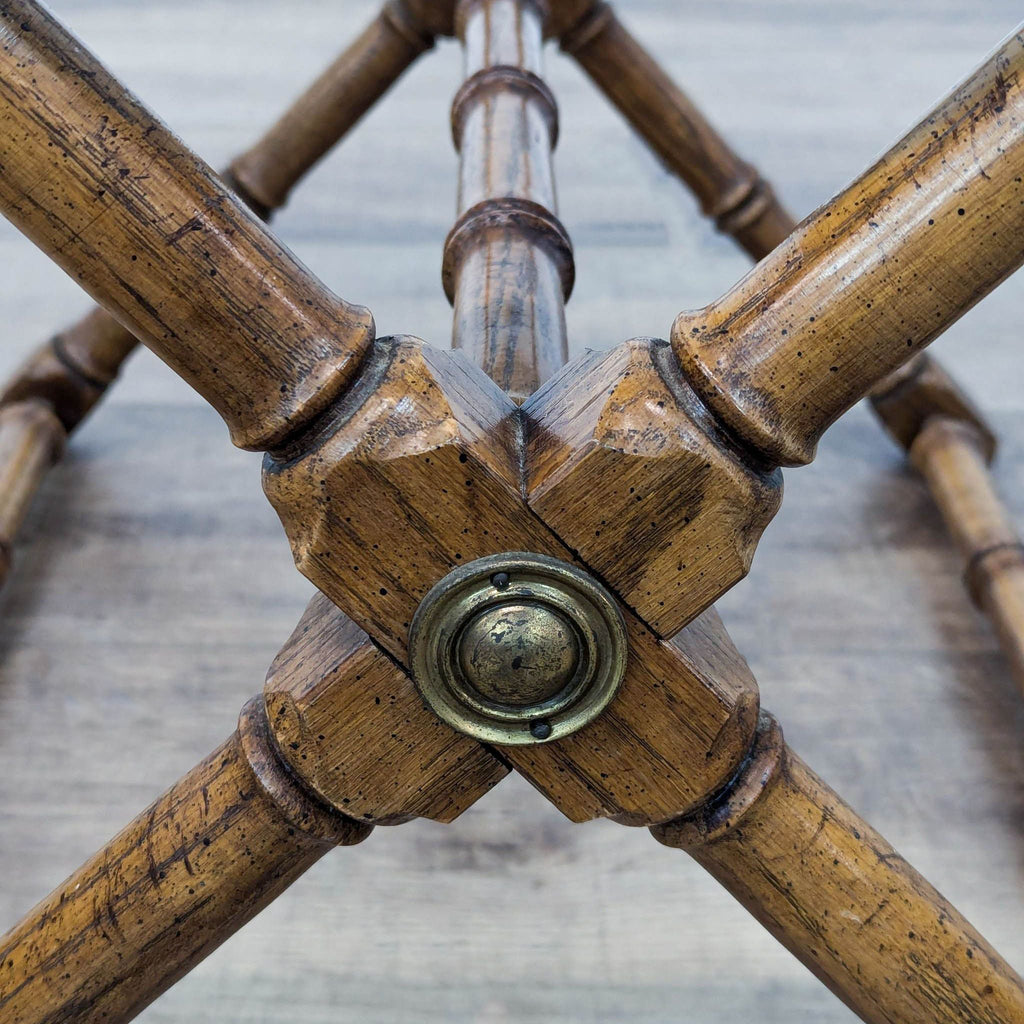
[554,2,1024,680]
[557,0,792,260]
[0,0,440,591]
[0,592,506,1024]
[910,417,1024,693]
[652,715,1024,1024]
[0,401,64,587]
[0,699,371,1024]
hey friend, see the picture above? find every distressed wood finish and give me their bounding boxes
[654,716,1024,1024]
[264,593,508,824]
[558,0,792,260]
[0,0,436,587]
[445,0,572,401]
[524,337,782,637]
[910,416,1024,694]
[0,400,63,586]
[3,4,1024,1021]
[0,698,370,1024]
[0,0,374,451]
[264,336,760,825]
[228,0,437,214]
[672,30,1024,467]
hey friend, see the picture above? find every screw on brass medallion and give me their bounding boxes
[409,552,628,745]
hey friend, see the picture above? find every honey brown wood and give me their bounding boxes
[446,0,572,401]
[871,354,997,461]
[560,7,1020,692]
[0,308,137,433]
[672,30,1024,467]
[1,3,1024,1022]
[228,0,437,214]
[0,400,64,587]
[524,337,782,637]
[557,1,792,259]
[0,698,370,1024]
[910,416,1024,694]
[0,0,374,451]
[0,0,432,589]
[653,716,1024,1024]
[264,592,508,824]
[264,336,760,826]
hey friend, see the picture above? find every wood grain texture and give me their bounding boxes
[263,336,759,825]
[672,27,1024,467]
[447,0,572,401]
[0,0,374,451]
[654,716,1024,1024]
[0,698,370,1024]
[1,2,1024,1021]
[524,336,781,637]
[0,0,428,590]
[264,592,508,825]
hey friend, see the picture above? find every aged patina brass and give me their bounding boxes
[409,552,628,745]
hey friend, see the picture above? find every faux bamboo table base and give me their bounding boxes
[0,1,1023,1023]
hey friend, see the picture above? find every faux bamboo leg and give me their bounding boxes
[228,0,437,214]
[0,401,64,586]
[909,416,1024,693]
[555,3,1024,678]
[0,698,371,1024]
[445,0,572,401]
[557,0,792,261]
[653,715,1024,1024]
[0,593,506,1024]
[670,27,1024,467]
[0,0,375,452]
[0,0,438,591]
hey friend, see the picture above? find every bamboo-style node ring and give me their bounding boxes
[409,552,627,745]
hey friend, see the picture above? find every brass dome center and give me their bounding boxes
[457,601,581,707]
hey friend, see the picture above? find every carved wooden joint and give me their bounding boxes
[262,335,760,825]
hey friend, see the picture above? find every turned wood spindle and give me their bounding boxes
[910,416,1024,693]
[0,0,440,587]
[228,0,437,214]
[558,0,792,260]
[558,4,1024,700]
[445,0,573,402]
[670,28,1024,468]
[0,401,64,587]
[0,0,375,452]
[653,715,1024,1024]
[0,699,370,1024]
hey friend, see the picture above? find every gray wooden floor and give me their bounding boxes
[1,1,1024,1021]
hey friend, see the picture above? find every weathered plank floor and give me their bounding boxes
[1,2,1023,1021]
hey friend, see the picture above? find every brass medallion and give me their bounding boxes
[409,552,628,745]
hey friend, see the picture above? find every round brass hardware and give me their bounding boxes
[409,552,628,745]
